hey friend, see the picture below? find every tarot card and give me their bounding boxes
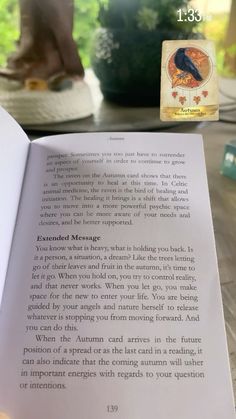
[160,40,219,121]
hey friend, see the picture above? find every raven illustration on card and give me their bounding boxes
[160,40,219,121]
[174,48,203,81]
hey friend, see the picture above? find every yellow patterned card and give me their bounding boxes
[160,40,219,121]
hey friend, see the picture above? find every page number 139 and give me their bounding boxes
[107,405,119,413]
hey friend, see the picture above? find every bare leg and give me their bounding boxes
[1,0,84,81]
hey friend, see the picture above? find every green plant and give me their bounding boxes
[0,0,19,66]
[73,0,105,68]
[136,7,159,31]
[98,0,198,32]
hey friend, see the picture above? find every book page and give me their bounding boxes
[0,132,234,419]
[0,106,29,307]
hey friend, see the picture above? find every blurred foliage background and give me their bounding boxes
[0,0,19,66]
[0,0,108,68]
[0,0,233,76]
[199,13,235,77]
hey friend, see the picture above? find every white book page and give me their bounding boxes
[0,106,29,306]
[0,132,235,419]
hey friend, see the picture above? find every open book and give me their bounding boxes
[0,107,235,419]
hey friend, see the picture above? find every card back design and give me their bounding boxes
[160,40,219,121]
